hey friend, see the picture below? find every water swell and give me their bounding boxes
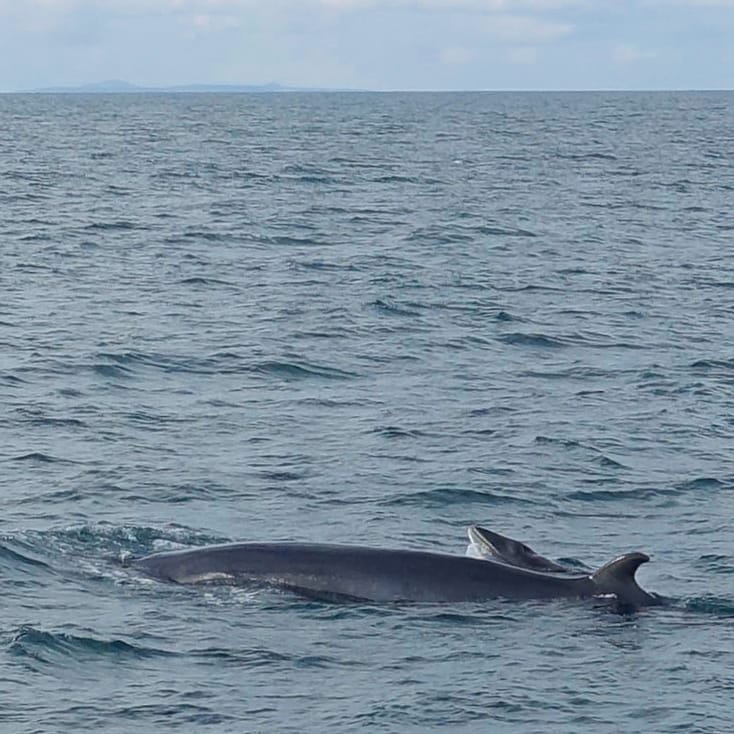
[177,276,239,288]
[0,541,52,570]
[497,333,566,348]
[13,524,228,563]
[566,486,680,503]
[690,358,734,373]
[534,437,630,471]
[694,555,734,574]
[8,451,76,464]
[253,360,359,381]
[683,596,734,617]
[191,646,363,670]
[372,299,423,318]
[7,625,173,662]
[381,487,541,508]
[20,415,88,429]
[565,477,728,503]
[87,350,359,380]
[371,426,428,440]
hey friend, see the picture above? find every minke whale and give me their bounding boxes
[466,525,576,573]
[134,529,660,607]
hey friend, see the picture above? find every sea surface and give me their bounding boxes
[2,90,734,732]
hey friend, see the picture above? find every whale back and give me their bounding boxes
[134,541,660,606]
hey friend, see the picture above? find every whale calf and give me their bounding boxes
[134,536,660,607]
[466,525,573,573]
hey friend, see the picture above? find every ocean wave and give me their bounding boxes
[497,333,566,348]
[1,372,26,385]
[288,259,361,272]
[694,555,734,574]
[523,366,611,380]
[257,470,306,482]
[556,152,618,161]
[476,225,537,237]
[91,363,135,380]
[86,350,359,380]
[253,360,359,380]
[380,487,540,508]
[675,477,729,491]
[371,299,423,317]
[17,411,87,428]
[16,524,228,562]
[566,486,680,503]
[281,162,337,184]
[683,596,734,617]
[7,451,76,464]
[83,220,139,231]
[177,276,238,287]
[257,233,326,247]
[190,646,295,667]
[370,426,427,439]
[690,358,734,372]
[0,541,52,570]
[6,625,174,661]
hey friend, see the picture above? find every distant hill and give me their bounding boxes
[26,79,348,94]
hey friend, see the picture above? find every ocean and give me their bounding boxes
[2,90,733,732]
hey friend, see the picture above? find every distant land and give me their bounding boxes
[23,79,355,94]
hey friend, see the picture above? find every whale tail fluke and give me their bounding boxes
[591,552,660,606]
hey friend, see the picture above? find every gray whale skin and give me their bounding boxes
[134,537,660,607]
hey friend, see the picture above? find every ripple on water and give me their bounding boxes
[6,625,175,663]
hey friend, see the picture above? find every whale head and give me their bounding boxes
[467,525,569,573]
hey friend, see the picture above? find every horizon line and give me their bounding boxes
[3,85,734,95]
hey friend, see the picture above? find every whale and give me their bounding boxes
[133,535,660,607]
[466,525,574,573]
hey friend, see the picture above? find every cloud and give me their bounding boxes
[612,43,657,63]
[2,0,731,12]
[507,45,539,63]
[0,0,585,30]
[652,0,734,5]
[316,0,583,9]
[439,46,474,64]
[485,14,572,42]
[188,13,240,30]
[0,0,584,13]
[1,0,731,91]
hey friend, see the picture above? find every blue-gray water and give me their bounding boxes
[2,91,734,732]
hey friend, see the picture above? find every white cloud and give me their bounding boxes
[0,0,586,33]
[188,12,240,30]
[507,45,539,63]
[0,0,584,12]
[612,43,657,63]
[315,0,583,8]
[648,0,734,5]
[1,0,731,91]
[439,45,474,64]
[2,0,732,11]
[485,13,572,41]
[319,0,375,7]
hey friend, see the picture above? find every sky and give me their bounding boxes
[1,0,733,91]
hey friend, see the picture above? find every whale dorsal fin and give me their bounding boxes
[591,552,658,606]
